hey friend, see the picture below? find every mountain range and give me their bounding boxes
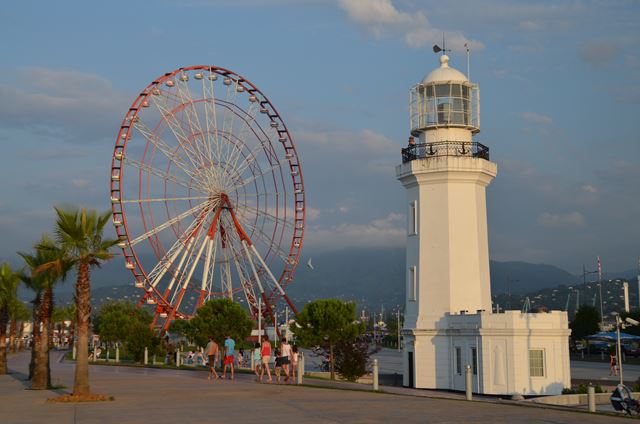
[42,247,637,313]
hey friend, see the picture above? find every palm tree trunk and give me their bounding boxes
[18,321,25,351]
[73,262,91,396]
[0,310,8,375]
[9,319,17,353]
[31,287,52,389]
[29,296,41,380]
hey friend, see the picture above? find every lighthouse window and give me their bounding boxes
[436,84,450,97]
[409,266,417,301]
[455,347,462,375]
[409,200,418,235]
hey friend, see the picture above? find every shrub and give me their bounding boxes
[334,337,370,382]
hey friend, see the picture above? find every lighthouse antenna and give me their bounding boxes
[465,43,471,80]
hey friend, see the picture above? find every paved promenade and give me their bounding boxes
[0,351,628,423]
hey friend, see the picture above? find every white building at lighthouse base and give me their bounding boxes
[403,310,571,395]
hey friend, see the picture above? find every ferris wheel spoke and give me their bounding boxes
[128,199,215,247]
[145,204,213,287]
[174,77,214,171]
[124,157,206,194]
[133,119,201,182]
[152,96,211,172]
[226,102,260,175]
[200,81,218,172]
[239,204,293,229]
[220,81,240,170]
[236,215,291,263]
[121,195,211,204]
[220,215,260,302]
[232,158,282,193]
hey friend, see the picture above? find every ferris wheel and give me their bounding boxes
[110,66,305,330]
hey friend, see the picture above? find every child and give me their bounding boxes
[252,343,262,381]
[274,347,282,384]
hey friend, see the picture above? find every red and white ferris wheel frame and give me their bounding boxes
[110,65,305,328]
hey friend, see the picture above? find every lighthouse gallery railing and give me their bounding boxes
[401,141,490,163]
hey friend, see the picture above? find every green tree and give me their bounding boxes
[0,263,21,375]
[186,299,253,348]
[93,301,157,362]
[168,318,191,342]
[20,236,71,389]
[292,299,365,380]
[570,305,601,341]
[46,206,117,397]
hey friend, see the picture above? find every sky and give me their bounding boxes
[0,0,639,274]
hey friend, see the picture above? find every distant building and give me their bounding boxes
[396,54,570,395]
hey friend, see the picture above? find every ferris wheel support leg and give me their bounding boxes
[282,294,299,316]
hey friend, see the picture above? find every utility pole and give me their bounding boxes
[598,257,604,329]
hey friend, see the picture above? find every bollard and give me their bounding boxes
[373,359,379,391]
[106,349,110,362]
[600,351,604,361]
[297,353,303,385]
[176,349,181,367]
[581,350,584,359]
[115,346,120,363]
[153,354,156,365]
[72,343,77,360]
[144,347,148,365]
[250,351,255,371]
[465,365,473,400]
[587,386,596,412]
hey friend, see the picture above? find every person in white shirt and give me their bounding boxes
[279,338,292,383]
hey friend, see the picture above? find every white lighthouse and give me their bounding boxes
[396,54,571,395]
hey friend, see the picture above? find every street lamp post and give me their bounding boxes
[615,314,624,385]
[396,307,401,352]
[582,264,598,315]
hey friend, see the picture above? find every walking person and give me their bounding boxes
[222,335,235,380]
[291,345,299,382]
[610,351,618,376]
[259,336,273,383]
[205,337,219,380]
[252,343,262,381]
[279,338,292,383]
[237,348,245,368]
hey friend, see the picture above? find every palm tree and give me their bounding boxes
[50,206,117,397]
[0,263,21,375]
[20,236,69,389]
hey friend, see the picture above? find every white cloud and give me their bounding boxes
[581,185,598,194]
[536,212,586,229]
[0,68,129,143]
[71,179,91,189]
[307,212,405,250]
[338,0,483,52]
[521,111,553,125]
[306,207,321,222]
[297,128,397,155]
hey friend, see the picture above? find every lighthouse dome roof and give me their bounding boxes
[422,55,468,84]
